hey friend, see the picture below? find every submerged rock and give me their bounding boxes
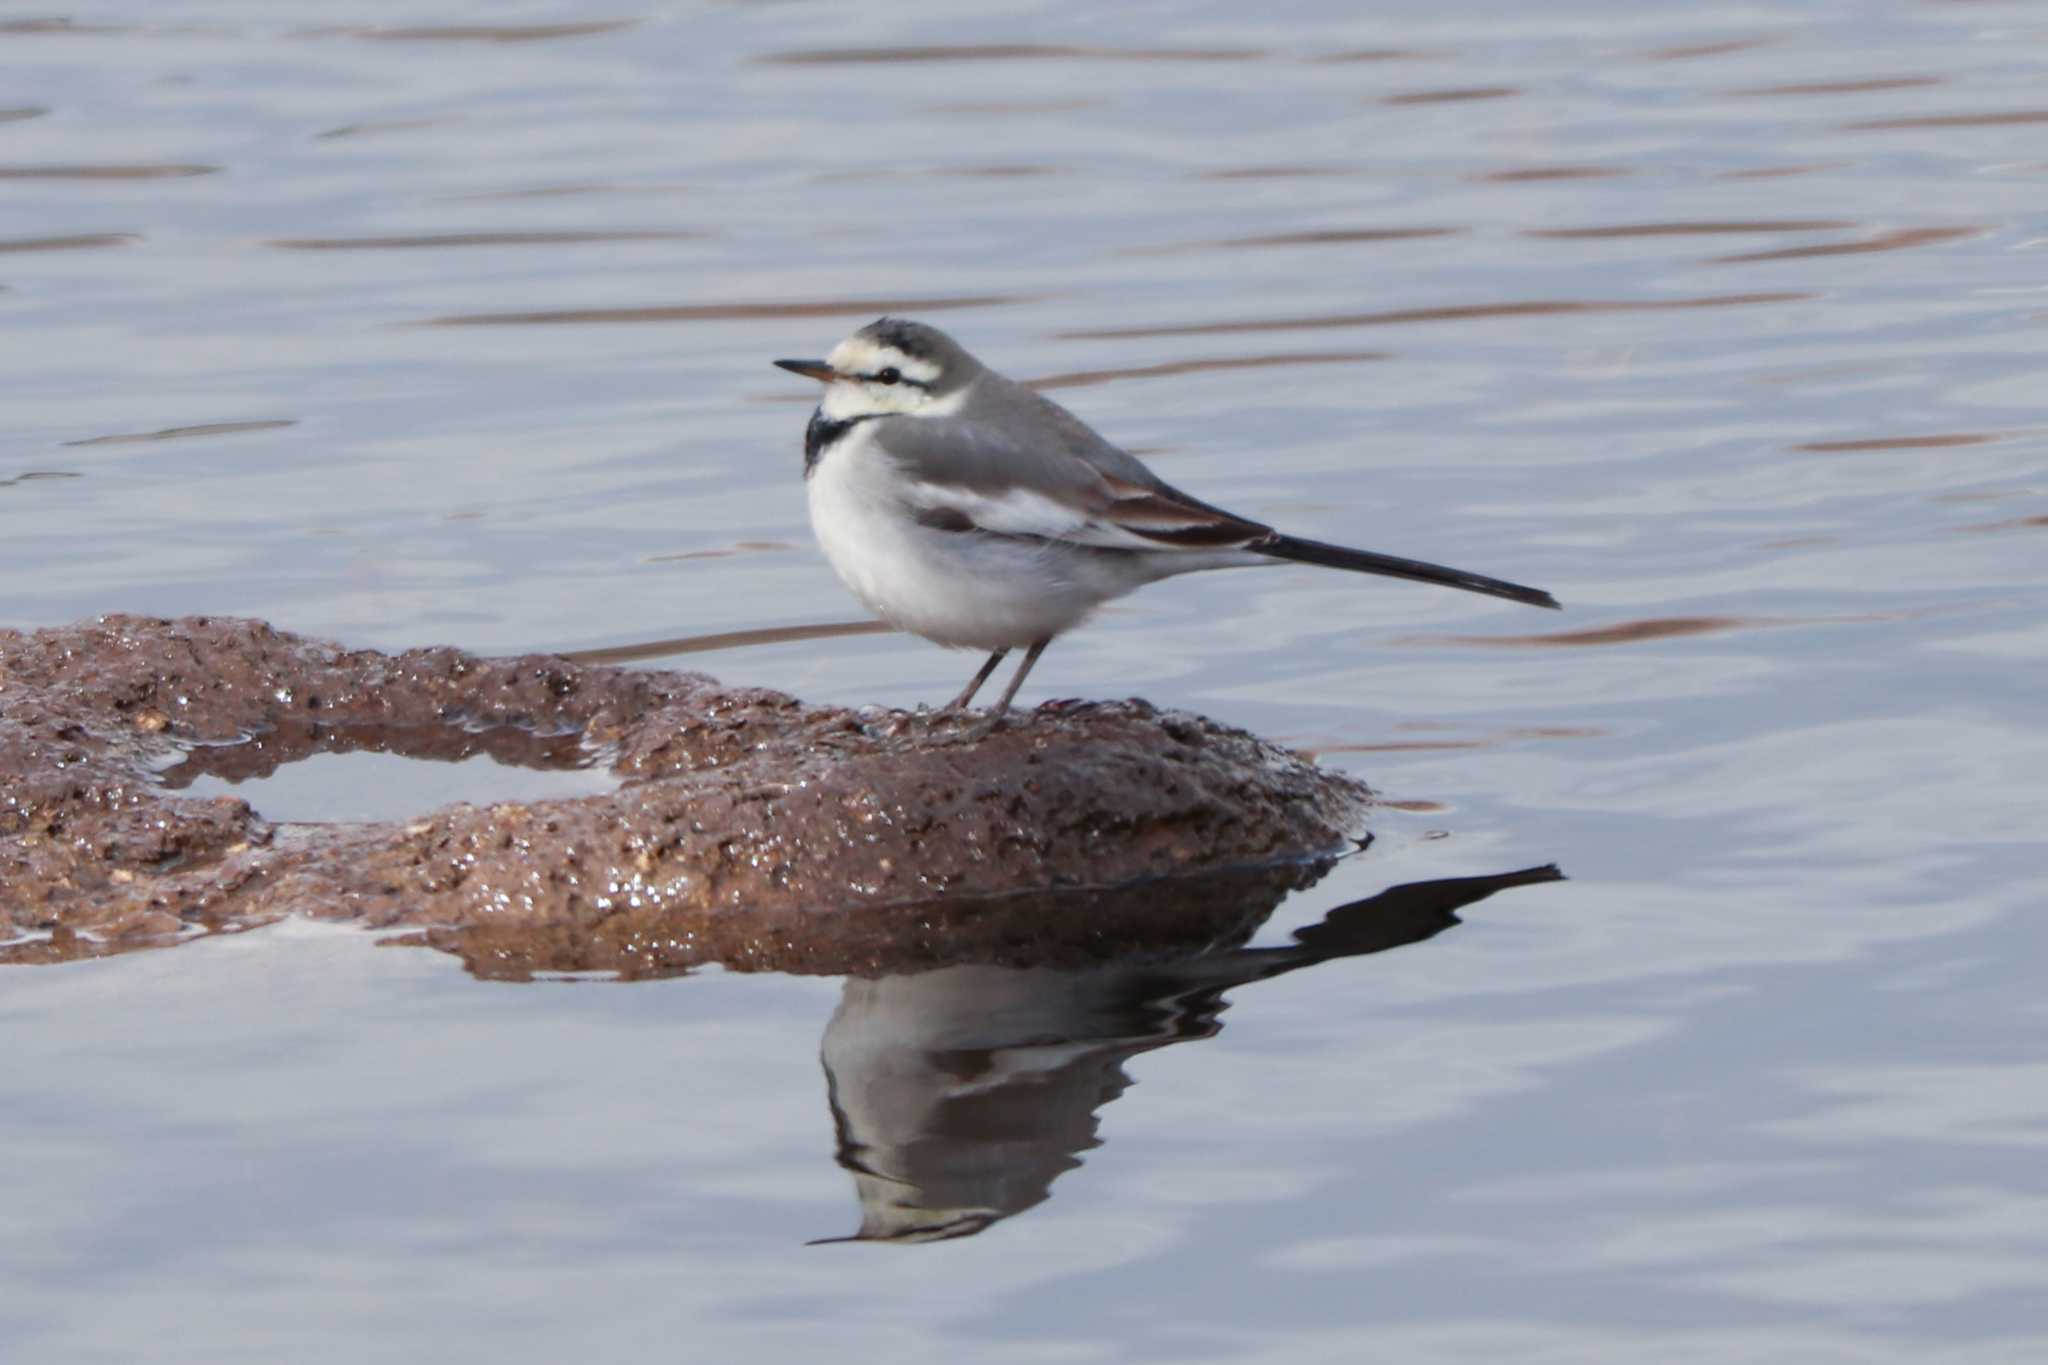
[0,615,1372,969]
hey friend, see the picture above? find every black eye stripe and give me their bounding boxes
[862,369,929,389]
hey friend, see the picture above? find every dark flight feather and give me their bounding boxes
[1251,533,1561,609]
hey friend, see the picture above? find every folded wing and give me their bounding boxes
[872,410,1558,608]
[874,413,1268,552]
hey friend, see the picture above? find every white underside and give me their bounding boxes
[808,424,1251,651]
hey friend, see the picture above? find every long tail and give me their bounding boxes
[1252,533,1560,609]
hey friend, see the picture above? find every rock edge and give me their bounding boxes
[0,615,1371,971]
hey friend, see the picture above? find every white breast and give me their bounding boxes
[806,424,1140,651]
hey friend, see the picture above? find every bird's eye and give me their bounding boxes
[874,367,901,385]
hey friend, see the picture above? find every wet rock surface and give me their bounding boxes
[0,616,1372,971]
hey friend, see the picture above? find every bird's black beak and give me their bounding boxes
[774,358,839,383]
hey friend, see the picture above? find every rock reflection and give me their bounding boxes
[812,864,1562,1243]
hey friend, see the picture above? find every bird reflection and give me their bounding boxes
[812,863,1562,1244]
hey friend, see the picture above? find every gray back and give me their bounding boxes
[871,332,1176,501]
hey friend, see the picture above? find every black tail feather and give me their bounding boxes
[1253,533,1560,609]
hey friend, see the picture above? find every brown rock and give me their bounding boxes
[0,615,1371,972]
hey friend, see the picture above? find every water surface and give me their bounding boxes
[4,2,2045,1360]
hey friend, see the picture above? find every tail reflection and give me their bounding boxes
[812,864,1563,1244]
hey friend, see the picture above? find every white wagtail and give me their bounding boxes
[776,318,1559,713]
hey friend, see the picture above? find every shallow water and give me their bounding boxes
[168,747,619,824]
[5,1,2047,1360]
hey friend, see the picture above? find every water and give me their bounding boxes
[4,1,2046,1359]
[165,747,619,824]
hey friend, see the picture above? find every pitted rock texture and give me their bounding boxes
[0,615,1371,971]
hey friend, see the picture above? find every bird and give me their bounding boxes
[775,318,1559,714]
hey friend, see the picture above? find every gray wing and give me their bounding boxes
[870,374,1562,607]
[870,375,1269,550]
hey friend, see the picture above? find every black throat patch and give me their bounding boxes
[804,409,879,475]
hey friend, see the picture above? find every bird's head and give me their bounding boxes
[775,317,981,420]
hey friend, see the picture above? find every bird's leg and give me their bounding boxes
[941,649,1008,711]
[990,637,1053,715]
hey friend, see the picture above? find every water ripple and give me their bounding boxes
[759,44,1264,65]
[64,419,297,447]
[1381,86,1519,105]
[313,22,637,43]
[0,232,139,253]
[1028,350,1390,391]
[1643,37,1775,60]
[1730,76,1942,98]
[1308,48,1438,64]
[0,17,130,34]
[270,231,704,251]
[1409,612,1906,648]
[1714,226,1978,263]
[923,99,1103,115]
[1062,292,1812,340]
[1412,616,1759,647]
[1130,227,1461,254]
[1847,109,2048,131]
[422,295,1023,327]
[1196,164,1353,181]
[315,118,457,141]
[0,163,217,180]
[1476,165,1628,183]
[1794,432,1999,453]
[1954,514,2048,535]
[645,541,795,563]
[1719,163,1845,180]
[1528,220,1853,239]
